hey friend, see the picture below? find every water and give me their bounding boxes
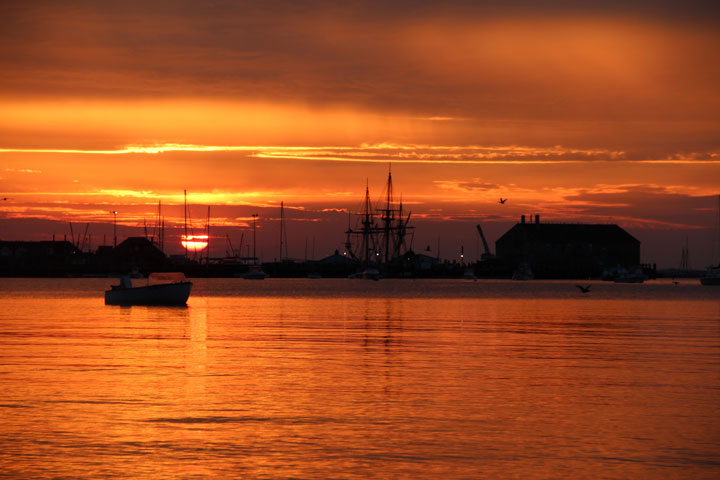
[0,278,718,479]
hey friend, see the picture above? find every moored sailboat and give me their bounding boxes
[701,195,720,286]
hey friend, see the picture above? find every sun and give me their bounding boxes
[181,234,209,251]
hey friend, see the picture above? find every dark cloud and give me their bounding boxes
[563,186,716,228]
[436,180,499,192]
[1,0,719,156]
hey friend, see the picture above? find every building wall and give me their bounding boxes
[496,224,640,278]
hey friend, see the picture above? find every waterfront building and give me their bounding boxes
[495,215,640,278]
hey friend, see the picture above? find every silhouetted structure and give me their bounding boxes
[113,237,169,274]
[0,240,84,276]
[344,169,413,271]
[495,215,640,278]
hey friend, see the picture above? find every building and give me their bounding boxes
[495,215,640,278]
[112,237,168,273]
[0,240,85,276]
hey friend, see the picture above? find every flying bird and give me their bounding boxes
[2,197,12,201]
[499,198,507,204]
[575,284,591,293]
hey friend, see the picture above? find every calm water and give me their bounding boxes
[0,278,718,479]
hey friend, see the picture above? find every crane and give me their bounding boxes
[476,224,495,261]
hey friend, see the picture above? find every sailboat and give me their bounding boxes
[701,195,720,286]
[344,168,413,278]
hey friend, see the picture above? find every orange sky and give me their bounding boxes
[1,1,719,267]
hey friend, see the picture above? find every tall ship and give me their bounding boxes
[344,169,414,276]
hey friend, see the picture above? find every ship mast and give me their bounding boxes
[206,205,211,265]
[361,181,374,266]
[715,194,720,266]
[184,190,188,259]
[345,170,413,269]
[279,201,288,260]
[381,167,394,264]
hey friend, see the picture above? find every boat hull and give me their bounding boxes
[700,276,720,286]
[243,271,268,279]
[105,282,192,305]
[613,277,644,284]
[348,268,380,280]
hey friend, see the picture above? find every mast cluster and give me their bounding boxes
[344,169,413,267]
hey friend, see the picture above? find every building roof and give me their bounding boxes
[496,223,639,245]
[0,240,80,254]
[318,249,354,264]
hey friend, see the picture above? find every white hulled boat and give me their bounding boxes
[700,266,720,286]
[105,272,192,305]
[243,264,268,279]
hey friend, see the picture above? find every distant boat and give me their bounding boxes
[243,264,268,280]
[349,268,380,280]
[512,262,533,280]
[701,195,720,286]
[613,266,646,283]
[700,266,720,286]
[105,272,192,305]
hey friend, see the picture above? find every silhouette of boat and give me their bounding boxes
[344,168,412,279]
[612,266,646,283]
[243,264,268,279]
[700,266,720,285]
[701,195,720,286]
[105,272,192,305]
[348,268,380,280]
[512,262,533,280]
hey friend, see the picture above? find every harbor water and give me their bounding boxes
[0,278,718,479]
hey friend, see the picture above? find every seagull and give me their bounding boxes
[499,198,507,204]
[575,284,591,293]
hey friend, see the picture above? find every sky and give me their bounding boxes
[1,0,719,267]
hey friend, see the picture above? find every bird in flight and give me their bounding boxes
[2,197,12,201]
[499,198,507,204]
[575,284,591,293]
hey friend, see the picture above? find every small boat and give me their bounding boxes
[512,262,533,280]
[105,272,192,305]
[243,264,268,279]
[700,196,720,286]
[613,266,646,283]
[348,268,380,280]
[700,266,720,286]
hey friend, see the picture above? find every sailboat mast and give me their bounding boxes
[159,200,163,253]
[715,194,720,265]
[383,167,393,264]
[363,181,372,266]
[279,201,284,260]
[206,205,211,265]
[184,190,188,258]
[284,204,288,258]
